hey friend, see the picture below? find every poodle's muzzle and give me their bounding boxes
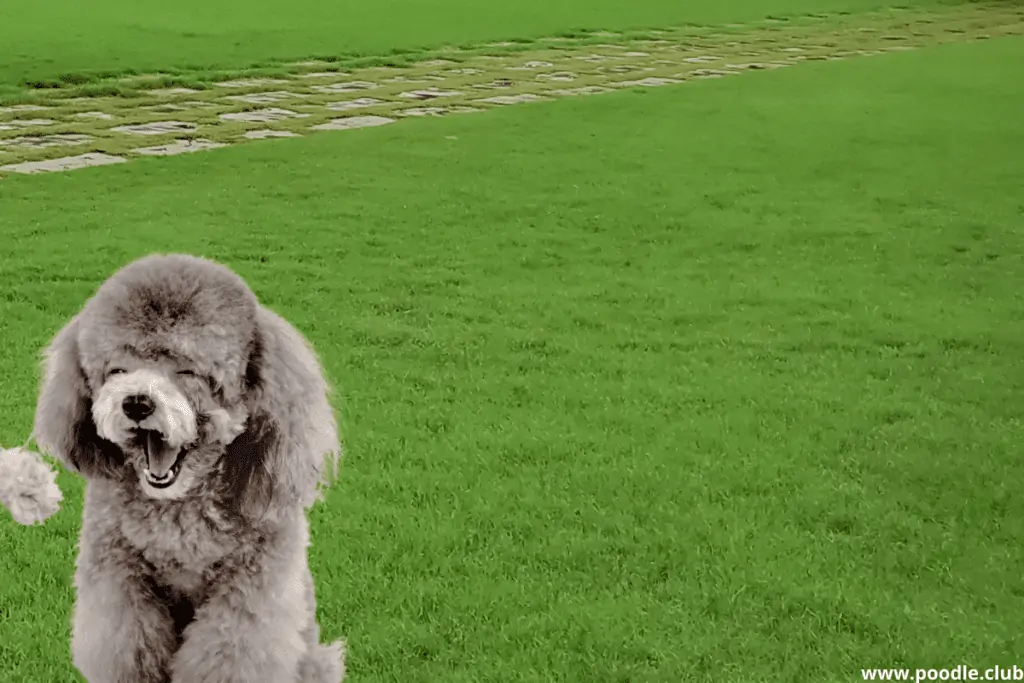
[91,369,198,488]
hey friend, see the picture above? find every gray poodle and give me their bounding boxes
[32,253,345,683]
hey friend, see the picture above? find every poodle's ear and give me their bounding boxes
[222,307,340,520]
[33,315,124,478]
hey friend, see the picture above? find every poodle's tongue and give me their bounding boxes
[144,431,178,477]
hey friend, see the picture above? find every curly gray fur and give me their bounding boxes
[33,253,345,683]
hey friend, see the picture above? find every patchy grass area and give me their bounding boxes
[0,0,962,94]
[1,32,1022,682]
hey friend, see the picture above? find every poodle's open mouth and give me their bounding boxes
[135,429,188,489]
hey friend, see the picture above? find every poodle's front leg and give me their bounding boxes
[171,554,309,683]
[72,542,178,683]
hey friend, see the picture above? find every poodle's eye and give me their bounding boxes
[177,369,197,377]
[107,368,126,376]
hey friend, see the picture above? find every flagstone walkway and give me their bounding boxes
[0,3,1021,176]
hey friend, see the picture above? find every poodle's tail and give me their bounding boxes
[300,640,346,683]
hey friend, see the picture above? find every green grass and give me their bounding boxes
[0,0,961,93]
[2,29,1024,683]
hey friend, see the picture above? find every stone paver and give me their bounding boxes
[397,106,481,117]
[225,91,304,104]
[0,134,93,149]
[473,79,515,90]
[537,72,578,82]
[311,116,395,131]
[214,78,289,88]
[149,87,201,96]
[311,81,379,94]
[399,89,465,100]
[244,129,302,139]
[219,108,310,123]
[384,75,446,83]
[610,77,682,88]
[133,139,227,156]
[476,94,549,105]
[0,119,55,128]
[550,85,613,97]
[509,61,554,70]
[1,153,125,174]
[72,111,115,120]
[111,121,197,135]
[0,105,50,114]
[143,101,216,112]
[326,98,386,111]
[299,72,348,79]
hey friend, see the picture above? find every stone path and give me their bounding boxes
[0,3,1021,176]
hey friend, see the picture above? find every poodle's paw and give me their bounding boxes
[72,576,177,683]
[299,640,346,683]
[0,446,62,525]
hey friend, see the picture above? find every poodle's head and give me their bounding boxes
[32,254,339,515]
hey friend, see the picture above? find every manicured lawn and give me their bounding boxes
[0,0,958,92]
[1,28,1022,683]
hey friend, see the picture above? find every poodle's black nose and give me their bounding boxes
[123,394,155,422]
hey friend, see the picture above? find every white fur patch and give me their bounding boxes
[92,369,197,448]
